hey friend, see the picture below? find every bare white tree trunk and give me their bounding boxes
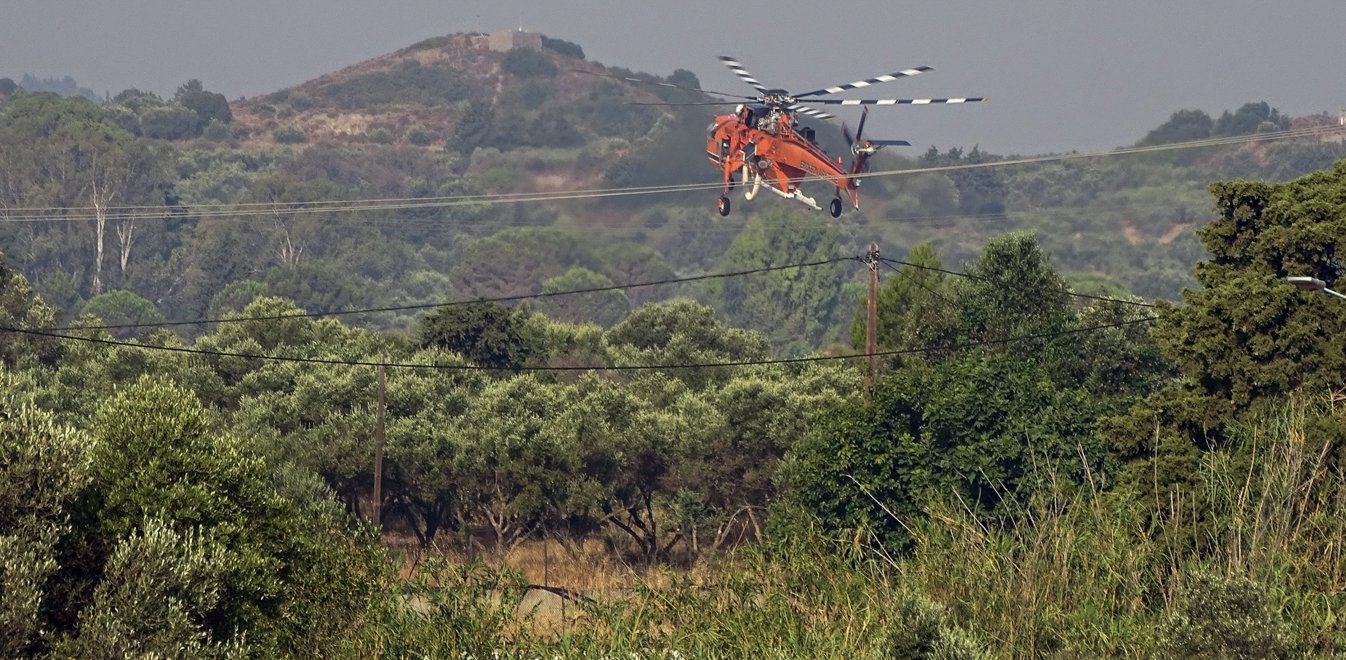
[272,211,304,266]
[116,218,136,274]
[91,181,106,296]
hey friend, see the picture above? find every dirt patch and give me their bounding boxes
[532,174,572,190]
[1158,223,1189,244]
[1122,223,1143,245]
[319,112,376,136]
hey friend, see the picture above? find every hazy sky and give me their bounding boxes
[3,1,1343,154]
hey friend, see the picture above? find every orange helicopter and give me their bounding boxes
[621,56,983,217]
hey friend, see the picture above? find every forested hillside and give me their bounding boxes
[2,33,1345,657]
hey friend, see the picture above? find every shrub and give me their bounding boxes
[103,105,141,136]
[202,119,231,142]
[406,35,451,52]
[1161,569,1301,658]
[540,35,584,59]
[518,80,550,109]
[140,104,200,140]
[368,127,395,144]
[318,60,470,108]
[273,126,307,144]
[501,48,557,78]
[175,81,231,129]
[287,91,315,111]
[405,124,434,146]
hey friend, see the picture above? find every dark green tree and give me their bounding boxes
[174,79,232,133]
[608,299,768,361]
[140,104,200,140]
[1212,101,1290,137]
[1137,109,1213,146]
[1151,165,1346,409]
[48,377,386,655]
[540,36,584,59]
[416,302,538,371]
[784,351,1105,547]
[453,100,495,153]
[80,290,164,340]
[501,48,557,78]
[206,280,268,319]
[1105,163,1346,504]
[923,146,1007,214]
[607,299,770,389]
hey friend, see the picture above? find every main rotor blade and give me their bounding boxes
[801,97,986,106]
[625,101,740,106]
[795,67,934,98]
[787,105,835,120]
[573,69,756,100]
[718,56,770,94]
[867,139,912,147]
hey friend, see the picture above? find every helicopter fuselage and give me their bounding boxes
[706,105,862,214]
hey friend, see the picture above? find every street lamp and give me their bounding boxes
[1286,276,1346,301]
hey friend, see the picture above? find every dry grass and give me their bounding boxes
[390,536,679,593]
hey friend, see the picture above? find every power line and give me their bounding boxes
[1,123,1338,223]
[52,256,861,332]
[878,259,963,312]
[0,181,724,217]
[0,316,1159,372]
[0,184,718,223]
[879,257,1155,308]
[0,196,1215,234]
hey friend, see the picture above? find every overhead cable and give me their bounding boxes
[51,256,860,332]
[879,257,1155,308]
[1,124,1339,223]
[0,317,1158,372]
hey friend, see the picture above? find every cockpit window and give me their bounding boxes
[706,121,719,137]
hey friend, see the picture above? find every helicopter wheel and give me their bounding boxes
[717,195,731,217]
[829,197,842,218]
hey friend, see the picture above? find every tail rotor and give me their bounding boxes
[845,107,910,175]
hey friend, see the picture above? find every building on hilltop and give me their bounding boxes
[484,30,542,52]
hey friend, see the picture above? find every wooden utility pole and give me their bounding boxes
[373,356,386,528]
[865,243,880,403]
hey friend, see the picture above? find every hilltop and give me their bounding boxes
[228,32,715,190]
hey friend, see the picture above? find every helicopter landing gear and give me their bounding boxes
[829,197,843,218]
[717,195,731,217]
